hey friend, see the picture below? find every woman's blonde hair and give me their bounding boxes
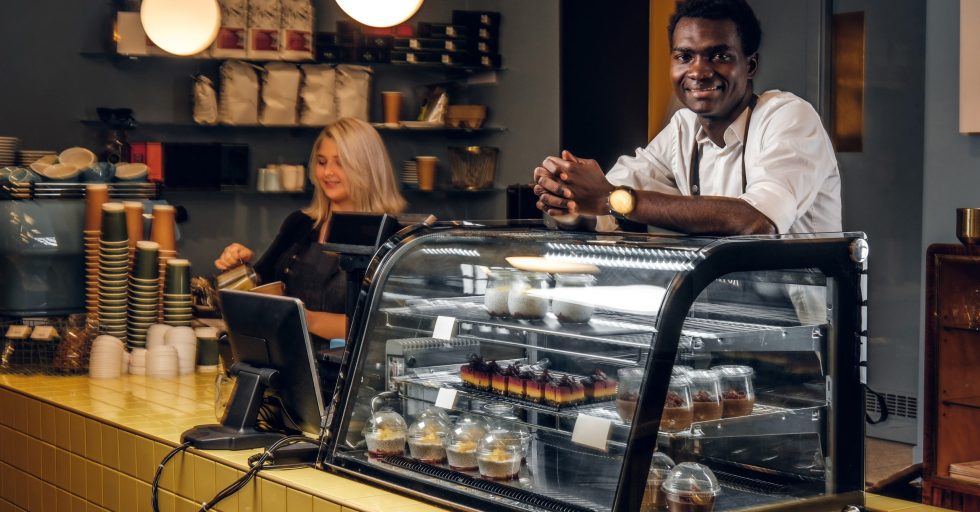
[302,117,407,227]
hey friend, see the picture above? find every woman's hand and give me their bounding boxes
[214,243,254,271]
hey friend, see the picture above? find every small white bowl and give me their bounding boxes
[59,147,96,169]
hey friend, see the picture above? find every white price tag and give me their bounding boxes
[435,388,459,410]
[571,414,612,452]
[432,316,456,341]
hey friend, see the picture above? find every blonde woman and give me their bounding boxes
[215,118,407,341]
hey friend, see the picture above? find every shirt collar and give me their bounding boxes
[694,104,753,148]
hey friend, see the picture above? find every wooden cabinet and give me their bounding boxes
[923,243,980,509]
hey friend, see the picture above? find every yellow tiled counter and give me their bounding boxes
[0,373,447,512]
[0,373,953,512]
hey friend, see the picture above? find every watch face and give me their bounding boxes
[609,188,635,215]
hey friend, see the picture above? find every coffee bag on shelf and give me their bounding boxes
[219,60,260,125]
[212,0,248,59]
[299,64,337,126]
[260,63,302,126]
[193,75,219,125]
[248,0,281,60]
[336,64,372,122]
[280,0,313,61]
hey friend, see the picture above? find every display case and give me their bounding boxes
[321,223,869,511]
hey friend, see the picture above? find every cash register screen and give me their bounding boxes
[221,289,325,435]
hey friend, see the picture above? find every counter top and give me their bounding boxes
[0,372,951,512]
[0,372,447,512]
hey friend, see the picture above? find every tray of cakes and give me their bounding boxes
[458,357,618,412]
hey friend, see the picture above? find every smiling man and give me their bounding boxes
[534,0,841,236]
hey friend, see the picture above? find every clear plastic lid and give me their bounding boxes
[407,415,450,441]
[672,365,694,376]
[661,462,722,497]
[362,410,408,435]
[687,369,720,384]
[455,412,489,431]
[711,365,754,378]
[417,406,451,424]
[477,429,523,456]
[648,451,677,478]
[446,422,488,447]
[669,373,693,387]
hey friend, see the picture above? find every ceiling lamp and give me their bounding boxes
[140,0,222,56]
[336,0,424,28]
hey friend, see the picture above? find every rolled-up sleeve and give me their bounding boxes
[739,100,837,234]
[606,124,682,195]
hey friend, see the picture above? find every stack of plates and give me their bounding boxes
[0,137,19,167]
[99,237,130,340]
[402,160,418,186]
[17,150,56,166]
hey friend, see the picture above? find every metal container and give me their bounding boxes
[215,263,258,291]
[448,146,497,190]
[956,207,980,245]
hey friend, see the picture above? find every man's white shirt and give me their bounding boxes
[600,90,841,235]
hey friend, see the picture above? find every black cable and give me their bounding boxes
[151,442,191,512]
[199,436,319,511]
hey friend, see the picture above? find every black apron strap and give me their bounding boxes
[689,95,759,196]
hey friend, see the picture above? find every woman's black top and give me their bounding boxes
[253,210,346,321]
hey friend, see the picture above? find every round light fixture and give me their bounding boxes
[141,0,222,56]
[336,0,424,28]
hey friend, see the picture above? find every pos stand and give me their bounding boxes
[180,362,285,450]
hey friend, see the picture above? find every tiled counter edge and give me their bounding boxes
[0,375,447,512]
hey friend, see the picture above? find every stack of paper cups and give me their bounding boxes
[89,335,125,379]
[146,345,179,378]
[165,326,198,375]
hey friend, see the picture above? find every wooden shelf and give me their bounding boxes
[79,51,504,73]
[80,119,505,133]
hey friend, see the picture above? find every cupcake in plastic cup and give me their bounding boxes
[444,421,487,471]
[407,415,450,463]
[661,462,722,512]
[476,430,522,481]
[363,410,407,458]
[641,452,677,511]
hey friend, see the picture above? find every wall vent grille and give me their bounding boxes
[866,392,918,419]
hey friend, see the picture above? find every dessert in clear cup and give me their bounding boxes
[482,404,531,461]
[711,365,756,418]
[616,367,644,424]
[506,271,550,320]
[484,267,516,317]
[641,452,677,512]
[477,431,523,480]
[363,410,408,458]
[552,273,596,323]
[661,462,722,512]
[445,421,487,471]
[687,370,723,422]
[407,415,451,463]
[660,374,694,433]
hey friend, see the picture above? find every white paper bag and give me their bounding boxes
[248,0,281,60]
[211,0,248,59]
[336,64,372,121]
[219,60,260,125]
[192,75,219,125]
[299,64,337,126]
[280,0,313,61]
[260,63,302,126]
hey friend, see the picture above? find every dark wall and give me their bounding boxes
[0,0,561,274]
[559,0,649,170]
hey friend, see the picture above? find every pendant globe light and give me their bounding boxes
[140,0,222,56]
[336,0,424,28]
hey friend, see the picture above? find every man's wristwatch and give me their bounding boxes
[607,185,637,220]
